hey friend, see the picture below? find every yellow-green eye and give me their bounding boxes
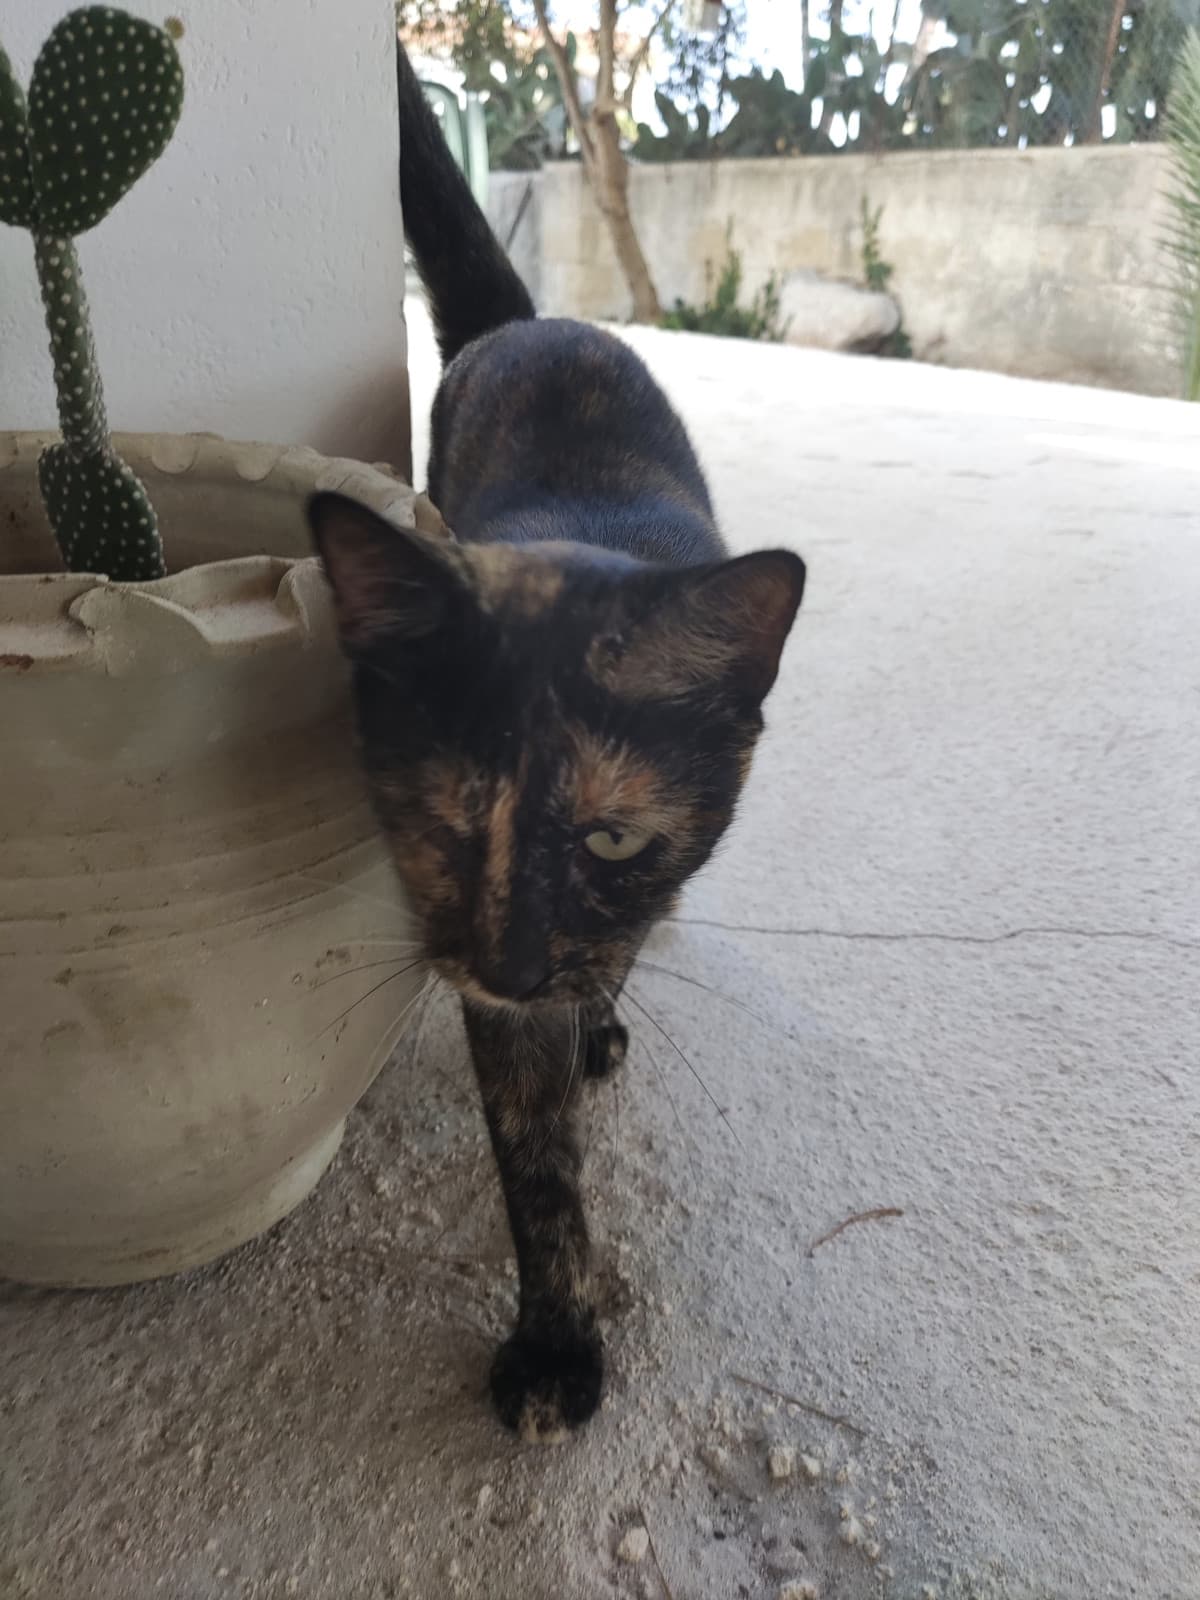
[583,826,652,863]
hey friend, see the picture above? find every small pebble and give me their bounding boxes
[800,1454,822,1482]
[767,1444,796,1481]
[617,1526,650,1565]
[778,1583,818,1600]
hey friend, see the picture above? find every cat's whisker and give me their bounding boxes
[610,1072,620,1186]
[542,1004,582,1153]
[315,960,426,1039]
[600,983,700,1185]
[634,957,789,1040]
[408,971,450,1069]
[313,953,425,989]
[289,869,416,919]
[580,1046,600,1175]
[359,970,438,1071]
[624,984,744,1151]
[634,1030,700,1186]
[428,1179,489,1254]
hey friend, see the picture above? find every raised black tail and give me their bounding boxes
[396,41,535,365]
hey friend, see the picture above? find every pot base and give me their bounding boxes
[0,1121,345,1289]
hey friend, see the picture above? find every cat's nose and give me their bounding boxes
[478,953,550,1002]
[476,930,550,1002]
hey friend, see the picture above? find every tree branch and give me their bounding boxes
[598,0,617,108]
[531,0,595,171]
[620,0,673,112]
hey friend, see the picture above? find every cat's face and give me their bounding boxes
[309,494,804,1011]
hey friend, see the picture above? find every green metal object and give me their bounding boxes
[419,78,489,209]
[0,7,184,579]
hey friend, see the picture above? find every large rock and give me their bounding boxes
[778,269,900,353]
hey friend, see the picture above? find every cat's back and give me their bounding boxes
[429,318,722,566]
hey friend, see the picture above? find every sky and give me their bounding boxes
[564,0,934,91]
[414,2,947,142]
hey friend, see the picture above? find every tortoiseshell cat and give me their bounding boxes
[306,43,805,1441]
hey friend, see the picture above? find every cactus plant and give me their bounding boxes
[0,7,183,579]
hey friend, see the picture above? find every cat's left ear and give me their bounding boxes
[307,491,467,655]
[611,549,805,705]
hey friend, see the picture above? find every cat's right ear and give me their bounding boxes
[307,491,465,655]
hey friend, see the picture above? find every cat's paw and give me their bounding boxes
[490,1326,603,1443]
[584,1022,628,1081]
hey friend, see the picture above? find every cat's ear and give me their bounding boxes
[609,550,805,705]
[307,491,466,655]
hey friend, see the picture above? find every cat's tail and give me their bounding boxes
[396,40,535,365]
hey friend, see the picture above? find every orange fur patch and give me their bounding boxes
[481,773,520,961]
[561,726,697,855]
[468,545,566,619]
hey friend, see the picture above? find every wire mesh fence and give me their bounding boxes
[896,0,1198,148]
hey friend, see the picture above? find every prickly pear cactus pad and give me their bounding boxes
[27,7,184,237]
[0,8,184,580]
[0,45,35,227]
[39,441,163,574]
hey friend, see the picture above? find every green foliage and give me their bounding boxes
[860,197,912,359]
[634,1,1199,163]
[718,67,831,157]
[1164,29,1200,399]
[480,46,567,171]
[634,91,711,161]
[0,7,183,579]
[860,197,893,293]
[662,233,789,342]
[913,0,1196,149]
[398,1,571,170]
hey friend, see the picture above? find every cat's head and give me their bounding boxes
[309,493,804,1011]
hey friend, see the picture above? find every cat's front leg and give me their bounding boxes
[462,1001,602,1442]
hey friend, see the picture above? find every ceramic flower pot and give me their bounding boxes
[0,431,428,1286]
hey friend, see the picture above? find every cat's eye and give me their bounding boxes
[583,826,653,863]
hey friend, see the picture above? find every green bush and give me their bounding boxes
[662,235,788,342]
[860,196,912,360]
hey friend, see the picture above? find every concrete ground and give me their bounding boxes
[4,309,1199,1600]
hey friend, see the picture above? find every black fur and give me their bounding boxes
[396,42,534,364]
[310,44,805,1443]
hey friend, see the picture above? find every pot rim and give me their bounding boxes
[0,430,440,677]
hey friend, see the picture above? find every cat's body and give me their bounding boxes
[430,317,722,566]
[307,42,804,1441]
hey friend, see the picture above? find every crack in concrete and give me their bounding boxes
[669,919,1200,952]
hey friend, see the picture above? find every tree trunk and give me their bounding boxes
[817,0,846,139]
[591,114,661,321]
[532,0,661,323]
[1084,0,1124,144]
[906,10,938,85]
[801,0,811,87]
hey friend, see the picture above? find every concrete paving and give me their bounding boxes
[3,311,1198,1600]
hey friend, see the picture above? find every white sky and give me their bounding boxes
[557,1,931,90]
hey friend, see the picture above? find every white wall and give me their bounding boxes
[0,0,409,469]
